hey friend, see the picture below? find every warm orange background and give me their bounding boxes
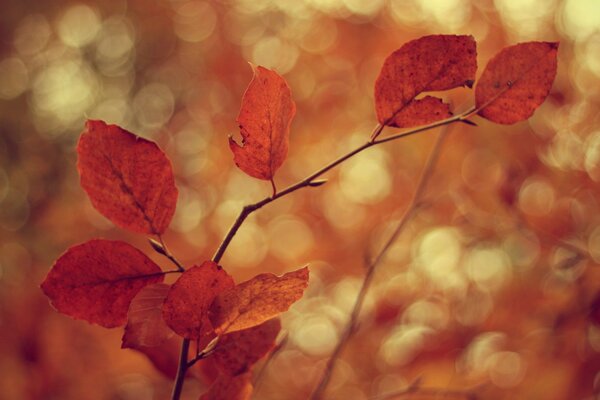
[1,1,599,399]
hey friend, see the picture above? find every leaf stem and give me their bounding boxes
[309,126,451,400]
[156,235,186,272]
[170,109,474,400]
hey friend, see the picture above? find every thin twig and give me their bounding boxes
[157,234,186,272]
[309,127,451,400]
[253,332,288,394]
[170,110,475,400]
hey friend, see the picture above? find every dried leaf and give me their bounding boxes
[213,318,281,376]
[229,65,296,181]
[77,120,178,234]
[163,261,235,339]
[374,34,476,128]
[41,239,164,328]
[209,267,309,334]
[475,41,559,124]
[122,283,174,349]
[199,373,253,400]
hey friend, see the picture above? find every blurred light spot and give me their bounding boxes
[420,0,471,30]
[288,67,316,101]
[57,4,101,48]
[466,247,511,291]
[0,188,29,231]
[333,277,373,315]
[225,222,267,268]
[461,149,505,191]
[486,351,526,388]
[503,232,540,269]
[518,177,555,216]
[551,247,586,281]
[339,149,391,205]
[389,0,425,27]
[584,131,600,181]
[252,36,299,74]
[415,227,463,287]
[90,98,131,126]
[290,314,338,356]
[299,19,338,54]
[495,0,555,38]
[175,124,210,156]
[14,14,51,56]
[541,129,584,171]
[32,58,99,132]
[223,11,266,46]
[96,16,135,65]
[133,83,175,132]
[174,1,217,43]
[267,216,315,262]
[458,332,506,376]
[560,0,600,41]
[455,288,493,326]
[402,300,448,330]
[343,0,384,18]
[172,187,205,232]
[581,38,600,77]
[0,58,28,99]
[379,325,434,367]
[321,186,366,231]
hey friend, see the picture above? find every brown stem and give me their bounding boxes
[170,110,473,400]
[309,127,451,400]
[157,234,186,272]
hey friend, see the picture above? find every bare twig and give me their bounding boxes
[253,332,288,393]
[309,127,451,400]
[153,234,186,272]
[170,110,474,400]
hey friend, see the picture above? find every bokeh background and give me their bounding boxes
[1,0,599,399]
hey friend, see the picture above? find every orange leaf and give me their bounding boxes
[163,261,234,339]
[475,41,558,124]
[77,120,178,234]
[199,373,253,400]
[229,65,296,181]
[122,283,174,349]
[213,318,281,376]
[374,35,476,128]
[209,267,309,334]
[40,239,164,328]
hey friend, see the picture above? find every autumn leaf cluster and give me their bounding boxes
[41,35,558,399]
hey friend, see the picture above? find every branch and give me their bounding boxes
[150,235,186,272]
[170,110,474,400]
[309,127,451,400]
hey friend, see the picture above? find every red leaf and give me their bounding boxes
[122,283,174,349]
[77,120,178,234]
[199,373,253,400]
[374,35,476,128]
[209,267,309,334]
[229,65,296,181]
[40,239,164,328]
[475,42,559,124]
[163,261,235,339]
[213,318,281,376]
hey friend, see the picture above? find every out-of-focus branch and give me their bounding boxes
[309,127,452,400]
